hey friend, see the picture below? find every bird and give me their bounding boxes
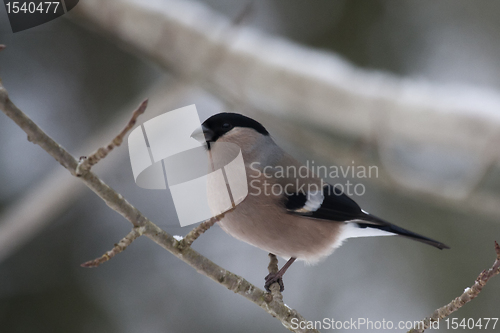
[193,112,449,292]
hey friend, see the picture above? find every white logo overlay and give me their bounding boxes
[128,105,248,227]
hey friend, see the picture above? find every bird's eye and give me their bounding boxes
[222,123,231,129]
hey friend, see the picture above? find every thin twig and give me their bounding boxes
[180,209,234,249]
[408,241,500,333]
[179,217,218,249]
[81,226,146,267]
[232,1,254,26]
[76,99,148,176]
[0,80,317,333]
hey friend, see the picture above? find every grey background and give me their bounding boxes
[1,1,500,332]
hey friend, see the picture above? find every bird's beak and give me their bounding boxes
[191,125,214,143]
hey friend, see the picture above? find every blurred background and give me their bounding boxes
[1,0,500,332]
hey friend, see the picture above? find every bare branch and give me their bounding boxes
[179,217,218,249]
[0,81,187,264]
[0,84,79,173]
[408,241,500,333]
[180,209,235,249]
[76,99,148,176]
[81,226,146,267]
[0,80,316,332]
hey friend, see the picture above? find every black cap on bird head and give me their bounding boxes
[194,113,269,143]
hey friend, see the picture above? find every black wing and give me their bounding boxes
[285,184,449,250]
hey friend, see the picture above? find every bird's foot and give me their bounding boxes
[265,272,284,292]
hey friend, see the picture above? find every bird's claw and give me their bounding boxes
[265,272,284,292]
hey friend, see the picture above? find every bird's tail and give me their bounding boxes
[358,212,450,250]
